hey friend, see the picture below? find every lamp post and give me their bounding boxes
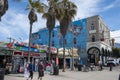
[69,24,82,71]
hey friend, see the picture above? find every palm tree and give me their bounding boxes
[27,0,44,62]
[56,0,77,72]
[0,0,23,21]
[42,0,58,63]
[0,0,8,21]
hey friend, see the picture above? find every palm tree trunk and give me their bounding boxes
[71,33,74,70]
[28,22,33,62]
[62,37,65,72]
[48,30,52,63]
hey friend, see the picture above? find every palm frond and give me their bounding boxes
[58,0,77,37]
[42,13,49,19]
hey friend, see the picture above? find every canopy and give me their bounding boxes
[58,48,70,56]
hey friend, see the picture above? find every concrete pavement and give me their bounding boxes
[5,67,120,80]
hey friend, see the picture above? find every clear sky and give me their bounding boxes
[0,0,120,42]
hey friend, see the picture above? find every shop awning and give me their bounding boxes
[58,48,78,58]
[58,48,69,55]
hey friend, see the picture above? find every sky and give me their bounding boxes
[110,30,120,43]
[0,0,120,43]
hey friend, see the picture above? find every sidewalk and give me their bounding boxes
[5,69,120,80]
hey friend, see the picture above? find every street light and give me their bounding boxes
[0,0,8,21]
[69,24,82,70]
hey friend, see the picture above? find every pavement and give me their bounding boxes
[4,67,120,80]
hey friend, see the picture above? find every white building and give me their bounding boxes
[86,15,112,65]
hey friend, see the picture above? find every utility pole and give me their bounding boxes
[7,37,12,43]
[71,32,74,70]
[69,24,82,71]
[7,37,15,43]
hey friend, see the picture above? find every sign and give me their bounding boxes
[51,47,57,53]
[14,45,40,52]
[13,51,23,56]
[89,30,96,33]
[23,52,40,57]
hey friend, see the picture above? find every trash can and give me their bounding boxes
[53,65,59,75]
[78,65,82,71]
[0,68,5,80]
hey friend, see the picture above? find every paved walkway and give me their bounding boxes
[5,68,120,80]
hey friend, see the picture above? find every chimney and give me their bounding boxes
[111,38,115,47]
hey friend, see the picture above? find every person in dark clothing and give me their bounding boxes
[2,58,6,68]
[28,61,34,80]
[2,59,8,74]
[38,60,44,80]
[109,64,113,71]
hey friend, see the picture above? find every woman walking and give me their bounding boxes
[38,60,44,80]
[24,60,29,80]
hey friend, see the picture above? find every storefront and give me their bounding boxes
[12,43,47,73]
[12,51,41,73]
[0,42,14,74]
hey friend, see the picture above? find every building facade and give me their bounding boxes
[32,15,112,65]
[87,15,112,65]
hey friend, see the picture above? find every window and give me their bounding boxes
[91,23,95,30]
[52,41,54,46]
[91,26,95,30]
[73,38,76,44]
[64,39,67,44]
[39,35,41,39]
[40,43,43,45]
[92,35,95,42]
[52,31,54,37]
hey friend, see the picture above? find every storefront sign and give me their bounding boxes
[13,51,23,56]
[14,45,40,52]
[23,52,40,57]
[51,47,57,54]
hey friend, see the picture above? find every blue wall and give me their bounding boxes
[32,18,88,65]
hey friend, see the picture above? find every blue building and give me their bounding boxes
[32,18,88,65]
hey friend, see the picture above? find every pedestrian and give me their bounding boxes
[28,61,34,80]
[24,60,29,80]
[2,58,6,68]
[98,60,102,71]
[51,59,55,74]
[109,64,112,71]
[35,60,38,72]
[46,61,51,74]
[38,60,44,80]
[74,61,78,69]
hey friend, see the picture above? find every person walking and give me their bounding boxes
[46,61,51,74]
[38,60,44,80]
[24,60,29,80]
[98,60,102,71]
[51,59,55,74]
[2,58,6,68]
[28,61,34,80]
[109,63,113,71]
